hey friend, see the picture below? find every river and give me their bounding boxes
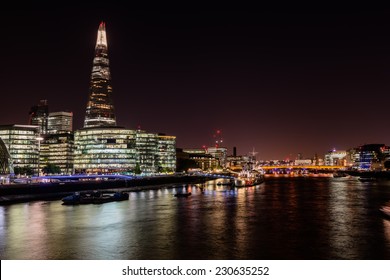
[1,177,390,259]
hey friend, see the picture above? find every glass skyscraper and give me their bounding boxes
[84,22,116,128]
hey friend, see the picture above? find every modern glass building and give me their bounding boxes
[74,128,176,174]
[157,134,176,173]
[84,22,116,128]
[40,132,74,174]
[135,130,158,174]
[0,124,39,174]
[48,111,73,134]
[74,127,137,174]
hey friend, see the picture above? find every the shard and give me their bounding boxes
[84,22,117,128]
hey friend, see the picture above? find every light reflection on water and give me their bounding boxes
[1,177,390,260]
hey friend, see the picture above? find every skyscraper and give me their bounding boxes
[29,99,48,134]
[84,22,116,128]
[74,21,176,174]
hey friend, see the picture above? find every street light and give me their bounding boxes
[36,136,44,177]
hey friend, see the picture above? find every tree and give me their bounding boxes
[14,166,34,176]
[42,164,61,175]
[134,163,142,175]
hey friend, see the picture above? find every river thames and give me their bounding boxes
[1,177,390,260]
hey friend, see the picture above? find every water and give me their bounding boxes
[1,177,390,260]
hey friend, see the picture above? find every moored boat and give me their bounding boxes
[62,190,129,205]
[234,170,264,187]
[174,192,191,198]
[358,177,377,182]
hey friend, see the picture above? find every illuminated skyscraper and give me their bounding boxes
[74,21,176,174]
[84,22,116,128]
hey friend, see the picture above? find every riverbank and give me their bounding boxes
[0,175,212,205]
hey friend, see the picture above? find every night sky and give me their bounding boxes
[2,8,390,160]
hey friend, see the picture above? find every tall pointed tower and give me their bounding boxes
[84,22,117,128]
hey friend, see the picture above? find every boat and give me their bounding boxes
[174,192,191,198]
[62,190,129,205]
[358,177,377,182]
[233,170,264,187]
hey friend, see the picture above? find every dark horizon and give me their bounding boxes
[2,9,390,160]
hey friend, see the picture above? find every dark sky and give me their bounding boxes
[2,8,390,160]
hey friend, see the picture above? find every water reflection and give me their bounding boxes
[0,178,390,259]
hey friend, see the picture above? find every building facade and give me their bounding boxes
[182,148,218,171]
[157,134,176,173]
[135,131,158,174]
[356,144,390,170]
[324,149,347,166]
[207,147,227,167]
[0,124,40,175]
[74,127,137,174]
[47,111,73,134]
[40,132,74,174]
[74,128,176,174]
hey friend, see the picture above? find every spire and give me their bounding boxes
[96,21,107,48]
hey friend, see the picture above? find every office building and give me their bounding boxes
[207,146,227,167]
[48,111,73,134]
[157,134,176,173]
[324,149,347,166]
[356,144,390,170]
[40,132,74,174]
[74,127,138,174]
[0,124,40,174]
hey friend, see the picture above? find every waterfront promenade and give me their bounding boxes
[0,174,215,205]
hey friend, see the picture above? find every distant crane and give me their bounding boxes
[213,129,223,148]
[246,147,258,170]
[248,147,258,160]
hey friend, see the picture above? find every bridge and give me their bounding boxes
[259,165,344,170]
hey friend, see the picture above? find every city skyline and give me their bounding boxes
[2,9,390,159]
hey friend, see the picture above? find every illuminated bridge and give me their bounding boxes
[260,165,344,171]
